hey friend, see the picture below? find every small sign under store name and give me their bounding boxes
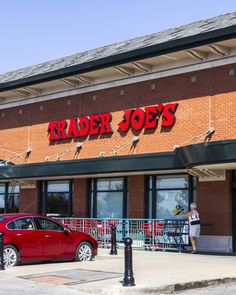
[20,181,36,189]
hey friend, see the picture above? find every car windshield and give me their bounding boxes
[0,217,6,223]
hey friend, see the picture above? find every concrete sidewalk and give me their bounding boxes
[1,249,236,294]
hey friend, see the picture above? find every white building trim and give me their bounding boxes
[1,54,236,109]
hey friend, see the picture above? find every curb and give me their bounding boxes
[101,277,236,295]
[173,277,236,292]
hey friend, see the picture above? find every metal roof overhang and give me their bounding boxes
[0,152,181,180]
[0,140,236,180]
[175,139,236,168]
[1,26,236,92]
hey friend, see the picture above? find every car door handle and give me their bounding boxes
[45,235,52,238]
[16,233,24,236]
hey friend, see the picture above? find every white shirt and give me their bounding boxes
[188,210,200,224]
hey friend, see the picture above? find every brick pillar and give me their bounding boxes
[197,171,232,236]
[73,178,88,217]
[19,182,40,213]
[128,175,145,218]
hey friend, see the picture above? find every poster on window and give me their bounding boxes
[156,190,188,219]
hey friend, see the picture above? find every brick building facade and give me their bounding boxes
[1,12,236,252]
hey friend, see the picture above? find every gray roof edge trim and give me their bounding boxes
[1,25,236,92]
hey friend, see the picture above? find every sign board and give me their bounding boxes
[47,103,178,141]
[20,180,36,189]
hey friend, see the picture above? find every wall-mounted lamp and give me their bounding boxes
[173,145,180,150]
[76,142,83,149]
[26,147,32,155]
[131,136,139,143]
[206,127,215,135]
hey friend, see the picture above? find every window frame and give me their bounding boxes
[40,180,73,217]
[146,174,195,219]
[88,177,127,218]
[33,217,65,231]
[7,217,36,230]
[0,182,20,214]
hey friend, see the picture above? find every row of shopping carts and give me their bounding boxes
[56,218,189,252]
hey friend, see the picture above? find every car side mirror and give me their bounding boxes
[63,227,70,236]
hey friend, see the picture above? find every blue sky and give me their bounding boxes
[1,0,236,74]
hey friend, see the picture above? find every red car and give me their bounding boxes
[0,213,98,267]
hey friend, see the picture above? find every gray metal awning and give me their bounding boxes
[0,139,236,180]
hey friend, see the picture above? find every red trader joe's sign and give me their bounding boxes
[48,103,178,141]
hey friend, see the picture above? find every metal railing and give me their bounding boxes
[56,218,189,252]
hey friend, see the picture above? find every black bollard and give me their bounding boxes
[0,232,4,270]
[123,237,135,286]
[110,225,118,255]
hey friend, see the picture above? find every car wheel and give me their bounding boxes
[75,242,93,262]
[4,245,19,267]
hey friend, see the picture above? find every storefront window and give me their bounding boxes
[0,183,20,213]
[147,174,194,219]
[40,180,72,217]
[7,185,20,213]
[0,185,5,214]
[89,178,126,218]
[156,175,189,189]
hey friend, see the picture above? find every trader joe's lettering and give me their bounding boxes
[48,103,178,141]
[118,103,178,132]
[48,113,113,141]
